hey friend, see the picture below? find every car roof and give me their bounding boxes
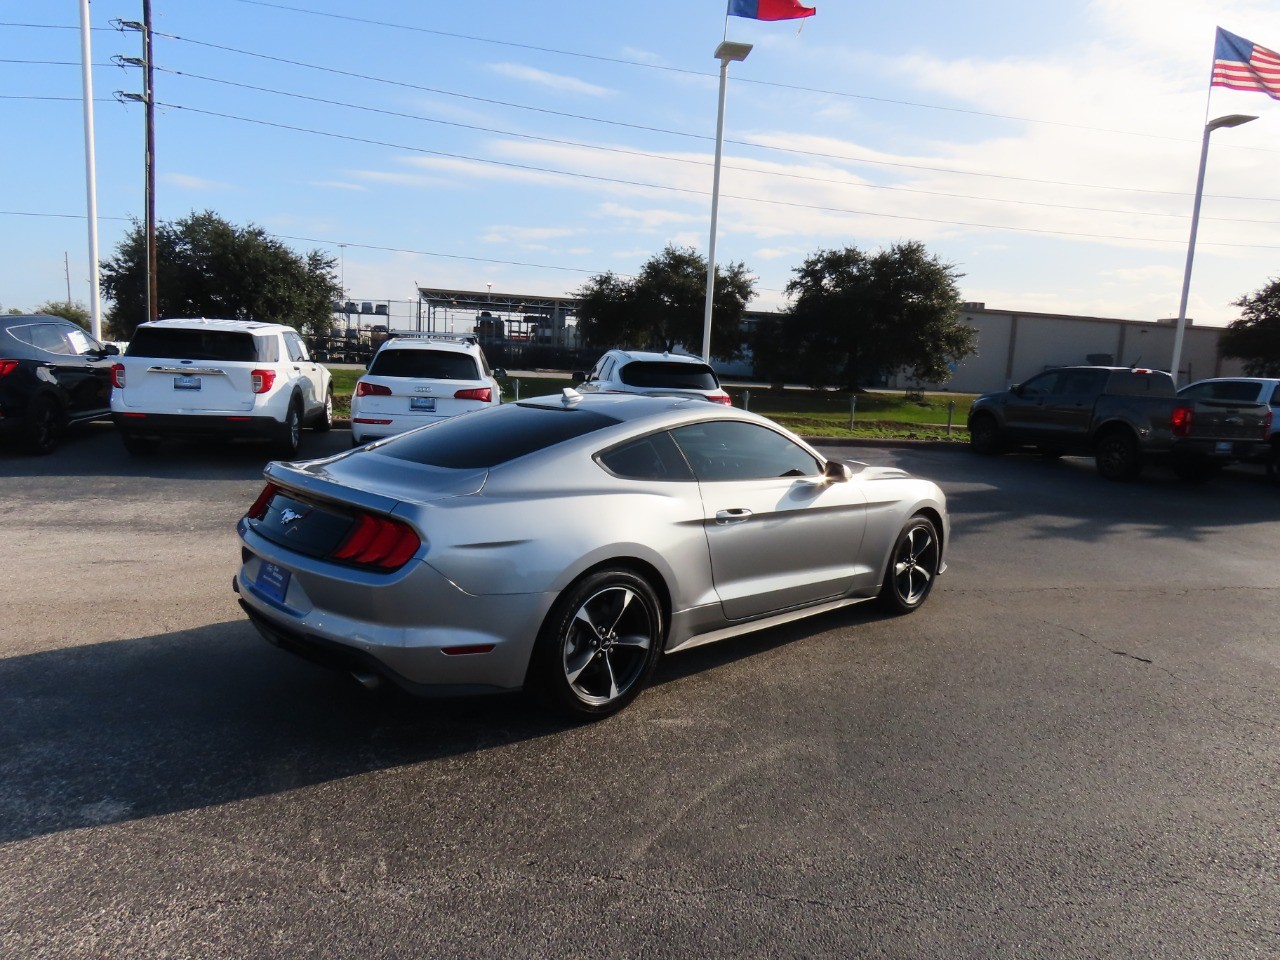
[135,318,292,334]
[518,390,755,425]
[0,313,78,326]
[375,337,477,354]
[606,349,710,366]
[1184,376,1278,384]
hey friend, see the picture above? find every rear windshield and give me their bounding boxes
[378,403,619,469]
[620,360,719,390]
[370,348,480,380]
[126,327,272,363]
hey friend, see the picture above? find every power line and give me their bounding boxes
[225,0,1274,153]
[148,30,1280,203]
[154,66,1280,226]
[150,102,1280,251]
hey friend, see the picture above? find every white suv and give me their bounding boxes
[350,332,503,445]
[574,349,731,404]
[110,318,332,457]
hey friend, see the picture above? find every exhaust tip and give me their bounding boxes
[351,670,383,691]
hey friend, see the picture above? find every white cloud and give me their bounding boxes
[489,63,615,98]
[162,173,232,191]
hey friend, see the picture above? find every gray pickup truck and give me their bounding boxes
[967,366,1272,481]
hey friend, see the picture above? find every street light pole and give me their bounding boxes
[1170,113,1256,385]
[78,0,102,341]
[701,40,752,363]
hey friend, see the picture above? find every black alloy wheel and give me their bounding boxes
[529,568,664,720]
[1094,429,1142,481]
[968,414,1002,455]
[24,396,64,455]
[879,515,941,614]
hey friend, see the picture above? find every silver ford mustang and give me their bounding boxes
[234,391,948,719]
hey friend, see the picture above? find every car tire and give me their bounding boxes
[121,432,160,456]
[1267,441,1280,484]
[24,395,64,455]
[1094,429,1142,481]
[527,568,664,721]
[275,400,302,458]
[314,386,333,433]
[968,414,1003,455]
[878,515,941,614]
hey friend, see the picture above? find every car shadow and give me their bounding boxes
[0,421,355,481]
[0,601,892,846]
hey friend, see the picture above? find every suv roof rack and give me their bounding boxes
[383,330,479,345]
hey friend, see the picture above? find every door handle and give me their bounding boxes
[715,508,752,524]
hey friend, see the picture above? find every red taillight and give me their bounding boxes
[0,360,20,377]
[110,363,125,388]
[331,513,420,570]
[453,386,492,402]
[246,483,279,521]
[251,369,276,394]
[1171,405,1193,438]
[1265,408,1273,439]
[708,392,732,405]
[356,380,392,397]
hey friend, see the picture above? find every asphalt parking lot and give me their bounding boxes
[2,424,1278,959]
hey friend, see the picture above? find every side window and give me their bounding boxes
[1060,370,1106,395]
[65,328,100,356]
[1179,383,1213,401]
[284,332,308,362]
[1270,384,1280,406]
[256,334,281,364]
[670,420,822,482]
[598,357,616,382]
[1018,371,1063,398]
[597,431,695,482]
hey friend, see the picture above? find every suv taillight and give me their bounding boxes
[1171,405,1193,437]
[0,359,19,377]
[245,483,280,521]
[110,363,126,388]
[708,392,732,405]
[1265,408,1273,439]
[330,513,421,570]
[454,387,492,402]
[356,381,392,397]
[251,369,276,394]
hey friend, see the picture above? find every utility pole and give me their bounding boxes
[78,0,103,340]
[115,4,158,323]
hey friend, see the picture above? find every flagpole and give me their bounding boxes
[1169,113,1255,385]
[79,0,103,341]
[702,40,752,363]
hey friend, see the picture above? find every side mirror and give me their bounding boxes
[492,367,507,378]
[823,459,852,482]
[1010,383,1023,397]
[103,343,121,356]
[572,370,587,383]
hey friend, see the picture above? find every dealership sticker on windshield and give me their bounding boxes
[256,561,291,604]
[173,375,201,390]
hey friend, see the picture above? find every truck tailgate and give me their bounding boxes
[1188,399,1270,440]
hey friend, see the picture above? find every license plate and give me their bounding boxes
[1216,441,1233,454]
[410,397,436,412]
[256,561,291,604]
[173,375,201,390]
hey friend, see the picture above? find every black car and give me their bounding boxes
[0,314,118,454]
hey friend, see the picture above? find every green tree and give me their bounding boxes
[1220,278,1280,376]
[33,300,92,330]
[761,241,975,388]
[100,210,341,339]
[574,245,755,358]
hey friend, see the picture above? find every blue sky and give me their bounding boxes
[5,0,1280,332]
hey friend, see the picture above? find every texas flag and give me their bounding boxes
[729,0,816,21]
[1212,27,1280,100]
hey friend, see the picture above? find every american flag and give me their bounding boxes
[1212,27,1280,100]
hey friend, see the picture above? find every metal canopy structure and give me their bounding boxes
[414,286,581,344]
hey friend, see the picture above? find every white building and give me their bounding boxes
[890,303,1244,393]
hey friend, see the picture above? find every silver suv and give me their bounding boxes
[574,349,731,404]
[110,318,332,457]
[350,332,503,445]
